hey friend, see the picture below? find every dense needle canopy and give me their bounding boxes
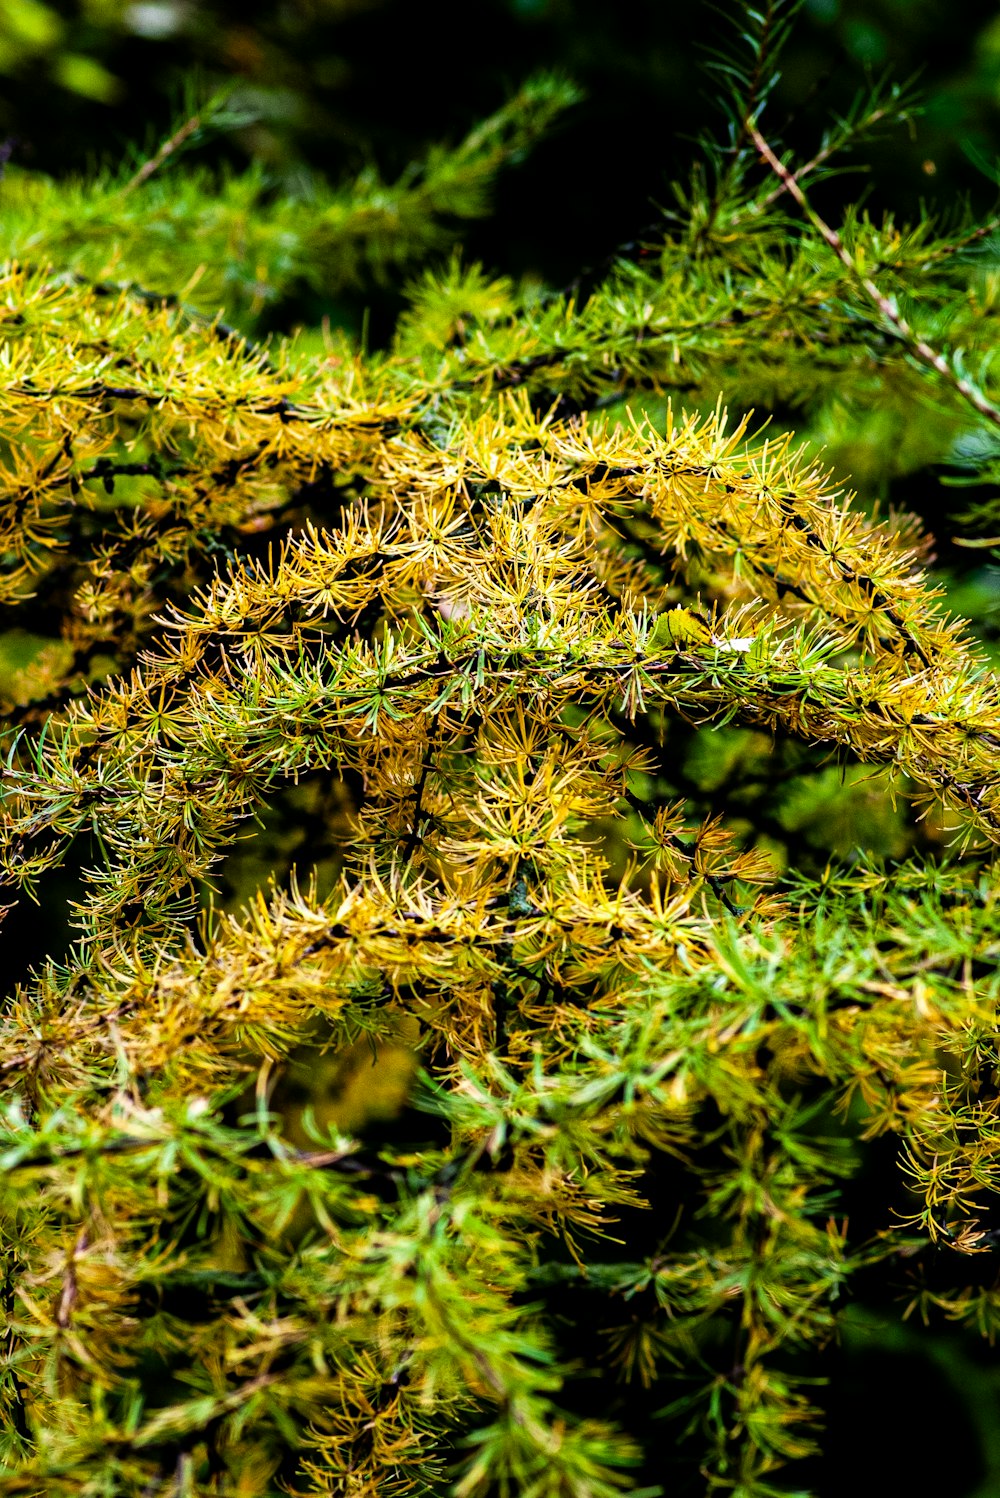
[4,5,1000,1496]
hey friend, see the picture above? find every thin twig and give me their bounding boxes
[750,122,1000,433]
[918,215,1000,267]
[403,728,439,863]
[120,112,203,198]
[755,101,896,213]
[56,1230,88,1329]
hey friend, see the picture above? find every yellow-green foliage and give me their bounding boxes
[6,14,1000,1498]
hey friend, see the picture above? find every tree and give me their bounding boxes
[4,3,1000,1494]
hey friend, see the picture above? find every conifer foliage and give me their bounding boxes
[5,4,1000,1495]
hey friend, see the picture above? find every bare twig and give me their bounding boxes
[56,1230,88,1329]
[750,122,1000,433]
[120,112,203,198]
[755,101,896,213]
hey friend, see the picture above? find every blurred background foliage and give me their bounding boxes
[6,4,1000,1492]
[4,0,1000,266]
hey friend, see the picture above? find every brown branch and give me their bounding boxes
[56,1230,88,1330]
[918,215,1000,268]
[755,104,897,214]
[750,123,1000,433]
[120,112,204,198]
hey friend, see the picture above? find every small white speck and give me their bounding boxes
[711,635,754,652]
